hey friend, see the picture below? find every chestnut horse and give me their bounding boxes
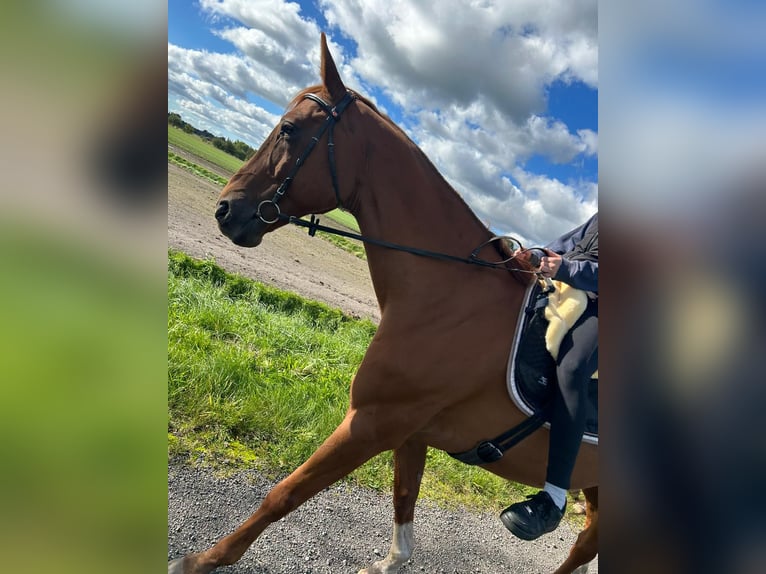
[169,34,598,574]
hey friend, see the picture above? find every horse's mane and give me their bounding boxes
[289,86,535,285]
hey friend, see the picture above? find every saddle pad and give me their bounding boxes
[507,282,599,446]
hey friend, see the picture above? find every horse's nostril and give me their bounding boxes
[215,200,230,220]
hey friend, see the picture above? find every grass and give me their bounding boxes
[167,250,544,514]
[315,229,367,260]
[323,208,359,232]
[168,125,245,173]
[168,151,228,187]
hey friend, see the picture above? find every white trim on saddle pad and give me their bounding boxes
[506,281,598,446]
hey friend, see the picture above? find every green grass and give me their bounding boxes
[323,208,359,232]
[315,230,366,260]
[167,250,542,513]
[168,151,228,186]
[168,125,245,173]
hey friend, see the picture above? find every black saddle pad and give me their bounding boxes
[514,284,598,440]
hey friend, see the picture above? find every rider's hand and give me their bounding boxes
[539,249,562,278]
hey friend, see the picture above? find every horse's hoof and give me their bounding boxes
[572,564,589,574]
[358,561,392,574]
[168,557,185,574]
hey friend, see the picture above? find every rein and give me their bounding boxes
[256,90,541,275]
[282,212,537,272]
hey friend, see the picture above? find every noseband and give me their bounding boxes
[256,91,357,224]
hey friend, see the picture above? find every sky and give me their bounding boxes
[168,0,598,245]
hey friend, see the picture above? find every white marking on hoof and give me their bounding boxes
[168,557,185,574]
[358,522,413,574]
[572,563,589,574]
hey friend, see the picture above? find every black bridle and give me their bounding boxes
[255,90,541,275]
[256,91,356,224]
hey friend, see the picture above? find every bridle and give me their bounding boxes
[254,90,543,276]
[256,91,356,225]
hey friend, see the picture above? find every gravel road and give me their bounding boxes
[168,159,597,573]
[168,462,597,573]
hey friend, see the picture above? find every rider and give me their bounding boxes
[501,212,599,540]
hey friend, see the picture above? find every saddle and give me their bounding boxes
[510,281,598,444]
[448,280,598,466]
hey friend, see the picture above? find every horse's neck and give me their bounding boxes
[351,120,496,311]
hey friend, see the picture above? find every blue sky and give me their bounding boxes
[168,0,598,244]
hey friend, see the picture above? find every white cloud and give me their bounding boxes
[168,43,299,107]
[464,172,597,245]
[213,27,317,87]
[320,0,597,121]
[525,116,594,164]
[577,129,598,156]
[200,0,315,37]
[198,0,351,82]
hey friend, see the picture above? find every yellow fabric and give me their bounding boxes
[542,280,598,379]
[545,281,598,379]
[543,280,588,360]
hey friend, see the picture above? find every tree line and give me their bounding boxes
[168,112,256,161]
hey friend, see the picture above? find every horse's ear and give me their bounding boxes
[320,33,346,100]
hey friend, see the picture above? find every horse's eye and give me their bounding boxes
[280,122,295,136]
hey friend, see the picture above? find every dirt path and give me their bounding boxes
[168,163,380,322]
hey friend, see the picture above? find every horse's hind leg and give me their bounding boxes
[359,439,427,574]
[553,486,598,574]
[169,408,403,574]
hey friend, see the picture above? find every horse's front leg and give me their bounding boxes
[359,439,427,574]
[169,407,407,574]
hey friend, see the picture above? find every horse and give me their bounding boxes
[169,33,598,574]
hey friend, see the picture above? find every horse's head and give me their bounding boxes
[215,34,358,247]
